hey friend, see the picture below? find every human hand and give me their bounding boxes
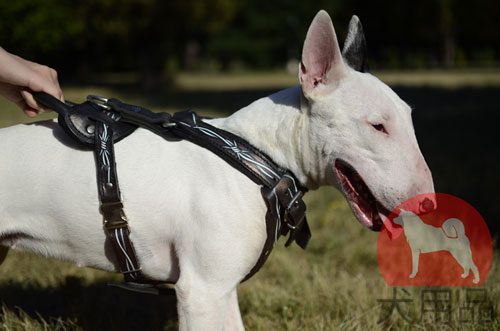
[0,47,64,117]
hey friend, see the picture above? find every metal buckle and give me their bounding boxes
[287,190,304,210]
[100,201,124,214]
[87,95,112,110]
[285,219,297,230]
[284,190,304,230]
[101,201,129,231]
[104,219,129,231]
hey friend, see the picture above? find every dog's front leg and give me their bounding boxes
[409,247,420,278]
[223,288,245,331]
[0,246,8,265]
[175,277,236,331]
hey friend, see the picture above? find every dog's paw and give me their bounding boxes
[409,273,416,278]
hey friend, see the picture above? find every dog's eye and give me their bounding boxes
[372,123,388,134]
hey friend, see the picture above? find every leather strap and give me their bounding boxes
[33,92,136,147]
[172,111,285,188]
[170,111,311,280]
[94,121,142,282]
[32,92,311,283]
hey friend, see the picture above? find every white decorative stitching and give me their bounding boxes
[180,116,281,181]
[284,174,298,193]
[180,114,306,245]
[99,124,112,185]
[273,189,281,244]
[115,228,138,279]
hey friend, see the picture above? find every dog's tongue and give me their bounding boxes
[379,212,403,240]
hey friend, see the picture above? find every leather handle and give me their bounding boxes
[106,98,173,137]
[107,98,171,125]
[32,91,72,115]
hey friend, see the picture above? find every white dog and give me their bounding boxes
[0,11,434,330]
[393,209,479,283]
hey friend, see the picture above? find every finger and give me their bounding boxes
[50,71,65,102]
[23,109,38,117]
[36,85,64,103]
[42,70,64,102]
[28,66,65,102]
[20,89,52,114]
[14,99,38,117]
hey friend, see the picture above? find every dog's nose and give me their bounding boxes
[419,196,436,214]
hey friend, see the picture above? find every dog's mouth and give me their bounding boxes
[334,159,391,231]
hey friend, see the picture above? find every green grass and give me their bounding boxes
[1,188,499,330]
[1,70,500,330]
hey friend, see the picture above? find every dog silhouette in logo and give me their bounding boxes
[393,209,479,284]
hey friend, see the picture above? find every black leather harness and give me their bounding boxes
[33,92,311,285]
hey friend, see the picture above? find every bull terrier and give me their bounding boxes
[0,10,434,330]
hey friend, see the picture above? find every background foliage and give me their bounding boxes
[1,0,499,86]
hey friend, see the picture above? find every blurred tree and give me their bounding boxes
[76,0,244,88]
[0,0,499,81]
[439,0,455,67]
[0,0,243,88]
[206,0,344,70]
[454,0,500,66]
[0,0,83,64]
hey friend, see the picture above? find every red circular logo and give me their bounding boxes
[377,193,492,286]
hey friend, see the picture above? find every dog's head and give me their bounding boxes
[299,11,435,231]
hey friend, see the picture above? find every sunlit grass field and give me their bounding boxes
[1,70,500,330]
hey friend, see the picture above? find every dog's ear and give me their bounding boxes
[299,10,345,99]
[342,15,369,73]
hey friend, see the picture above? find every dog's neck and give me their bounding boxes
[210,86,321,189]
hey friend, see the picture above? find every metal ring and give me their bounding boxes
[87,95,112,110]
[162,122,177,128]
[87,95,109,103]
